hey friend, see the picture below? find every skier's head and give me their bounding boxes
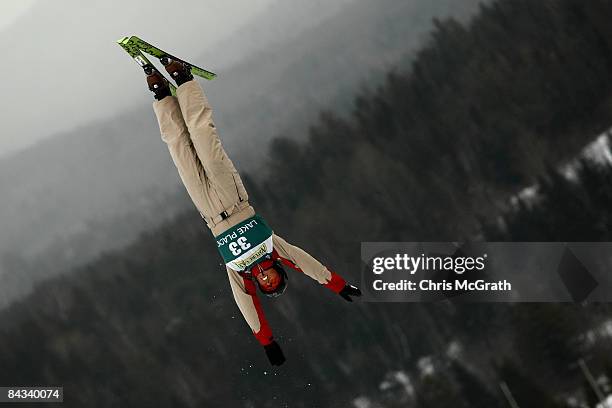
[252,258,288,297]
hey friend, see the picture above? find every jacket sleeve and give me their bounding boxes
[272,234,346,293]
[226,267,274,346]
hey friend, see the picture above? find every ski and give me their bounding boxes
[117,35,217,81]
[117,37,178,95]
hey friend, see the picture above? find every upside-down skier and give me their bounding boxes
[142,58,361,366]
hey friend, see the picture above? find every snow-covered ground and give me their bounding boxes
[512,131,612,207]
[596,394,612,408]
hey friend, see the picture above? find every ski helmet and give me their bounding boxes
[250,257,288,298]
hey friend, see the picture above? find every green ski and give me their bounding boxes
[117,38,177,95]
[117,35,217,81]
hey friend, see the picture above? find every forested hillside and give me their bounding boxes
[3,0,612,406]
[0,0,483,306]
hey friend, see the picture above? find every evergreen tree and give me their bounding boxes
[581,379,602,408]
[510,304,588,378]
[451,361,503,408]
[497,360,566,408]
[416,373,469,408]
[4,0,612,405]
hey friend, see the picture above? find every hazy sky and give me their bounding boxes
[0,0,274,157]
[0,0,37,29]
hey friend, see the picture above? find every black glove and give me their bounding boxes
[264,340,286,366]
[339,284,362,302]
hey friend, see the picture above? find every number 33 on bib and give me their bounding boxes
[229,237,252,256]
[215,215,275,271]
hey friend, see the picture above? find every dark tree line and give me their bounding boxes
[3,0,612,406]
[257,0,612,244]
[486,156,612,241]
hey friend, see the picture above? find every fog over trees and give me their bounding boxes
[0,0,483,303]
[3,0,612,406]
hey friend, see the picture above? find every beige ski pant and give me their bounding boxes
[152,81,342,345]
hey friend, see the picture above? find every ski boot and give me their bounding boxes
[160,56,193,86]
[144,65,171,101]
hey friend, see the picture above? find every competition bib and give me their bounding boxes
[215,215,274,271]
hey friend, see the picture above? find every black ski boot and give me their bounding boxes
[161,56,193,86]
[145,65,171,101]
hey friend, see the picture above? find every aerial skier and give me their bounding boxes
[141,57,361,366]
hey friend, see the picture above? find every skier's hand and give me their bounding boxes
[264,341,286,366]
[339,284,362,302]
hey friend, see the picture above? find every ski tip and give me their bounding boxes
[116,35,141,45]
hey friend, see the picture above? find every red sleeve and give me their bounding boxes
[324,270,346,294]
[243,278,274,346]
[276,252,346,294]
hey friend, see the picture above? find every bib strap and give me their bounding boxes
[236,249,302,280]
